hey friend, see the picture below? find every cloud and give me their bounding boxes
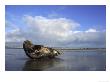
[5,15,106,48]
[23,15,80,41]
[85,28,97,32]
[5,21,26,42]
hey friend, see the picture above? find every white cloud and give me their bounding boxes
[86,28,97,32]
[23,15,80,41]
[5,21,26,42]
[5,15,106,47]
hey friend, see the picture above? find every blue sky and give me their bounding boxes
[6,5,106,30]
[5,5,106,48]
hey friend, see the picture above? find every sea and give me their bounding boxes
[5,48,106,71]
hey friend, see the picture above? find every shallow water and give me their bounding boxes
[5,49,106,71]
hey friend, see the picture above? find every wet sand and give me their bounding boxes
[5,49,106,71]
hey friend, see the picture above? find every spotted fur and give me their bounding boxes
[23,40,61,59]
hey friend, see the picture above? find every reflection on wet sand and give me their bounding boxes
[5,49,106,71]
[23,58,63,71]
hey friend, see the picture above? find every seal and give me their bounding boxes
[23,40,61,59]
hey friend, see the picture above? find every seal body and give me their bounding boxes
[23,40,60,59]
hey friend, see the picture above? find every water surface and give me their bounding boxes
[5,49,106,71]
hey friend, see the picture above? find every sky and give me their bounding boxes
[5,5,106,48]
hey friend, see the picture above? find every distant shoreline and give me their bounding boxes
[5,47,106,51]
